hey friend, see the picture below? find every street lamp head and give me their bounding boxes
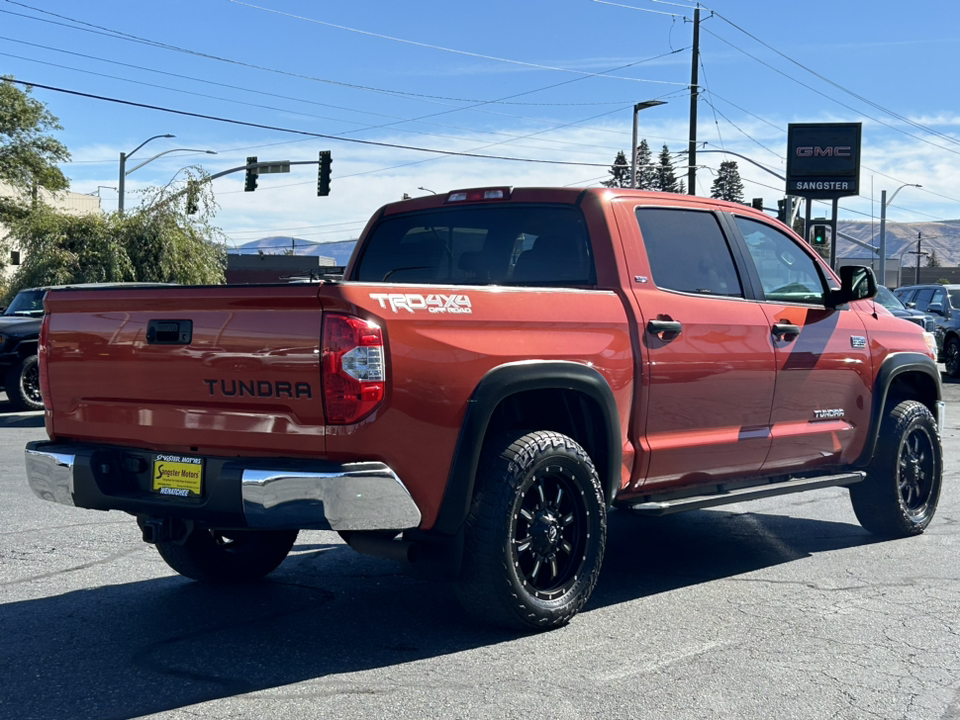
[164,134,175,139]
[204,150,217,155]
[634,100,667,112]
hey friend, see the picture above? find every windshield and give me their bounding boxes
[875,285,906,311]
[3,290,46,317]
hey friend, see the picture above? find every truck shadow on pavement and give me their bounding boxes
[2,510,878,720]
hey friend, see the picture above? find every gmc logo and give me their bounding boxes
[796,146,852,158]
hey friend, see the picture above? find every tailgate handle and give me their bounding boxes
[146,319,193,345]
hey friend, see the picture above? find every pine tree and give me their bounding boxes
[655,144,680,193]
[601,151,631,188]
[635,139,657,190]
[710,160,745,203]
[927,249,941,267]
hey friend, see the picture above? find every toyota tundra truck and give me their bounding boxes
[25,187,944,631]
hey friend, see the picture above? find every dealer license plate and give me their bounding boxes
[151,454,203,498]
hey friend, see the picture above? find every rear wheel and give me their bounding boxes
[455,431,606,631]
[156,528,298,582]
[850,400,941,537]
[5,354,42,411]
[944,336,960,378]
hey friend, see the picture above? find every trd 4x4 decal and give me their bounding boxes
[370,293,472,314]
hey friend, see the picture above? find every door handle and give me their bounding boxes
[772,323,801,341]
[647,319,682,339]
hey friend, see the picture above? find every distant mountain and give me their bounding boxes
[836,220,960,267]
[231,236,358,266]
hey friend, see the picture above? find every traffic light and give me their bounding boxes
[812,224,828,246]
[244,156,258,192]
[751,198,763,211]
[317,150,332,196]
[776,199,786,223]
[186,179,199,215]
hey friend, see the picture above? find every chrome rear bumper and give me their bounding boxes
[25,442,421,532]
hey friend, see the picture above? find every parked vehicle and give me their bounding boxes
[893,283,960,377]
[25,188,944,630]
[874,286,936,332]
[0,287,51,410]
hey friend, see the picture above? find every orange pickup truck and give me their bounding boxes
[26,187,944,630]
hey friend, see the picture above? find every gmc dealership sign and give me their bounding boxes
[786,123,862,198]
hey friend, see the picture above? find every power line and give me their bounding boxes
[699,24,960,159]
[705,7,960,150]
[223,0,688,86]
[0,47,629,159]
[7,78,619,169]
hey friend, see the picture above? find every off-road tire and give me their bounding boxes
[944,336,960,379]
[156,528,299,582]
[455,431,606,631]
[850,400,942,537]
[5,354,42,411]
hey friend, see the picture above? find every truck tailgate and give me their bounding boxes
[42,284,327,456]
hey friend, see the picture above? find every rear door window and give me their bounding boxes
[634,207,744,297]
[353,205,595,287]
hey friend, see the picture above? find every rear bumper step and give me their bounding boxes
[625,472,865,516]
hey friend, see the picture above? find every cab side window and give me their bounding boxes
[735,217,826,305]
[634,208,744,298]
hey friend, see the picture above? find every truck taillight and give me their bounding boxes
[321,313,385,424]
[39,314,52,410]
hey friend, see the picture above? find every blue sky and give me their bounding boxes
[2,0,959,248]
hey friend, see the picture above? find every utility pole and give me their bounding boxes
[912,231,925,285]
[686,4,700,195]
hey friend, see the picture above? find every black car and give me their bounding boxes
[0,287,47,410]
[874,286,936,332]
[894,283,960,377]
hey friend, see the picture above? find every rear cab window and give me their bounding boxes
[352,205,595,287]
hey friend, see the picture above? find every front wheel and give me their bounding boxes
[455,431,607,631]
[156,528,299,582]
[5,354,43,411]
[944,336,960,379]
[850,400,942,537]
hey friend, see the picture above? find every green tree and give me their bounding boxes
[5,168,226,299]
[655,144,680,193]
[927,249,941,267]
[0,76,70,222]
[635,139,657,190]
[710,160,745,204]
[601,151,631,188]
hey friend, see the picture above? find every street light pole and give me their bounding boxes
[118,134,175,213]
[878,183,921,286]
[630,100,666,189]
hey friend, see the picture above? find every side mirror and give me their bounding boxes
[926,302,944,316]
[827,265,878,308]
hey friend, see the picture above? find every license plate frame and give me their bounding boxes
[151,454,204,498]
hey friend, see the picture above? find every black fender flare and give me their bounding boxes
[431,360,622,536]
[855,352,941,467]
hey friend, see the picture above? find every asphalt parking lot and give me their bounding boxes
[2,379,960,720]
